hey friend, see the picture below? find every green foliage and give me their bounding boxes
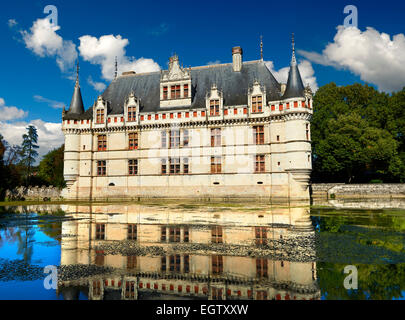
[312,83,405,183]
[38,145,66,188]
[20,125,39,184]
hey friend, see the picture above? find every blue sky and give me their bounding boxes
[0,0,405,157]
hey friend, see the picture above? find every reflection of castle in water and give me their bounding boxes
[58,204,320,300]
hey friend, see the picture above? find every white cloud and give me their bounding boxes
[8,19,17,28]
[0,98,62,160]
[265,60,318,92]
[299,26,405,92]
[34,95,65,109]
[87,76,107,92]
[21,18,77,73]
[0,119,63,160]
[0,98,28,121]
[78,34,160,81]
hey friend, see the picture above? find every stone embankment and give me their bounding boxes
[5,186,62,201]
[311,183,405,199]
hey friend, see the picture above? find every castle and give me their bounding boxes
[58,204,319,300]
[62,40,313,201]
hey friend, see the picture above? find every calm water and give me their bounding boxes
[0,201,404,300]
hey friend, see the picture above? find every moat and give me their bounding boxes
[0,200,404,300]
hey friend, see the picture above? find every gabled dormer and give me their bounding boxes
[124,91,140,123]
[248,80,266,114]
[160,55,192,108]
[93,96,107,126]
[206,84,223,117]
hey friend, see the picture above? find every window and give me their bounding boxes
[184,255,190,273]
[211,128,221,147]
[162,131,167,148]
[212,255,223,275]
[212,226,223,244]
[169,227,181,242]
[170,130,180,148]
[169,255,181,272]
[127,256,137,270]
[98,135,107,151]
[255,155,265,173]
[183,158,189,174]
[211,157,222,174]
[254,126,265,145]
[212,288,223,300]
[161,159,167,175]
[176,85,181,98]
[252,95,263,113]
[129,159,138,175]
[97,161,106,176]
[129,133,138,150]
[210,100,220,116]
[96,223,105,240]
[161,227,167,242]
[93,281,101,296]
[183,129,189,147]
[184,84,189,98]
[171,85,181,99]
[256,291,268,300]
[163,86,168,100]
[255,227,267,245]
[128,224,137,240]
[171,86,175,99]
[256,258,268,278]
[128,106,136,122]
[161,257,167,272]
[184,227,189,243]
[306,124,310,140]
[96,109,104,124]
[125,281,136,299]
[170,158,181,175]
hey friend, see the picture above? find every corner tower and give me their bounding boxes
[62,62,84,198]
[282,34,313,200]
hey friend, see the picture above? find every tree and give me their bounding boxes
[38,145,66,188]
[20,125,39,185]
[0,134,5,162]
[312,83,405,183]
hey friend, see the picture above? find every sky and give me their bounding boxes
[0,0,405,159]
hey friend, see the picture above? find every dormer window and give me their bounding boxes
[96,109,104,124]
[210,100,220,116]
[252,96,263,113]
[249,81,266,114]
[206,85,223,117]
[160,55,192,108]
[128,106,136,122]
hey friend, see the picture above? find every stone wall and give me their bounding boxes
[5,186,62,201]
[311,183,405,199]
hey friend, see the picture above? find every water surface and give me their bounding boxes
[0,201,404,300]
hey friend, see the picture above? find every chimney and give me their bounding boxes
[232,46,243,72]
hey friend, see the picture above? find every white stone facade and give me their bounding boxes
[62,48,313,201]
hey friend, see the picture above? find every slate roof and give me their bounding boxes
[64,60,282,120]
[67,82,85,115]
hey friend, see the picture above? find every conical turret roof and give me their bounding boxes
[282,35,305,99]
[68,63,85,114]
